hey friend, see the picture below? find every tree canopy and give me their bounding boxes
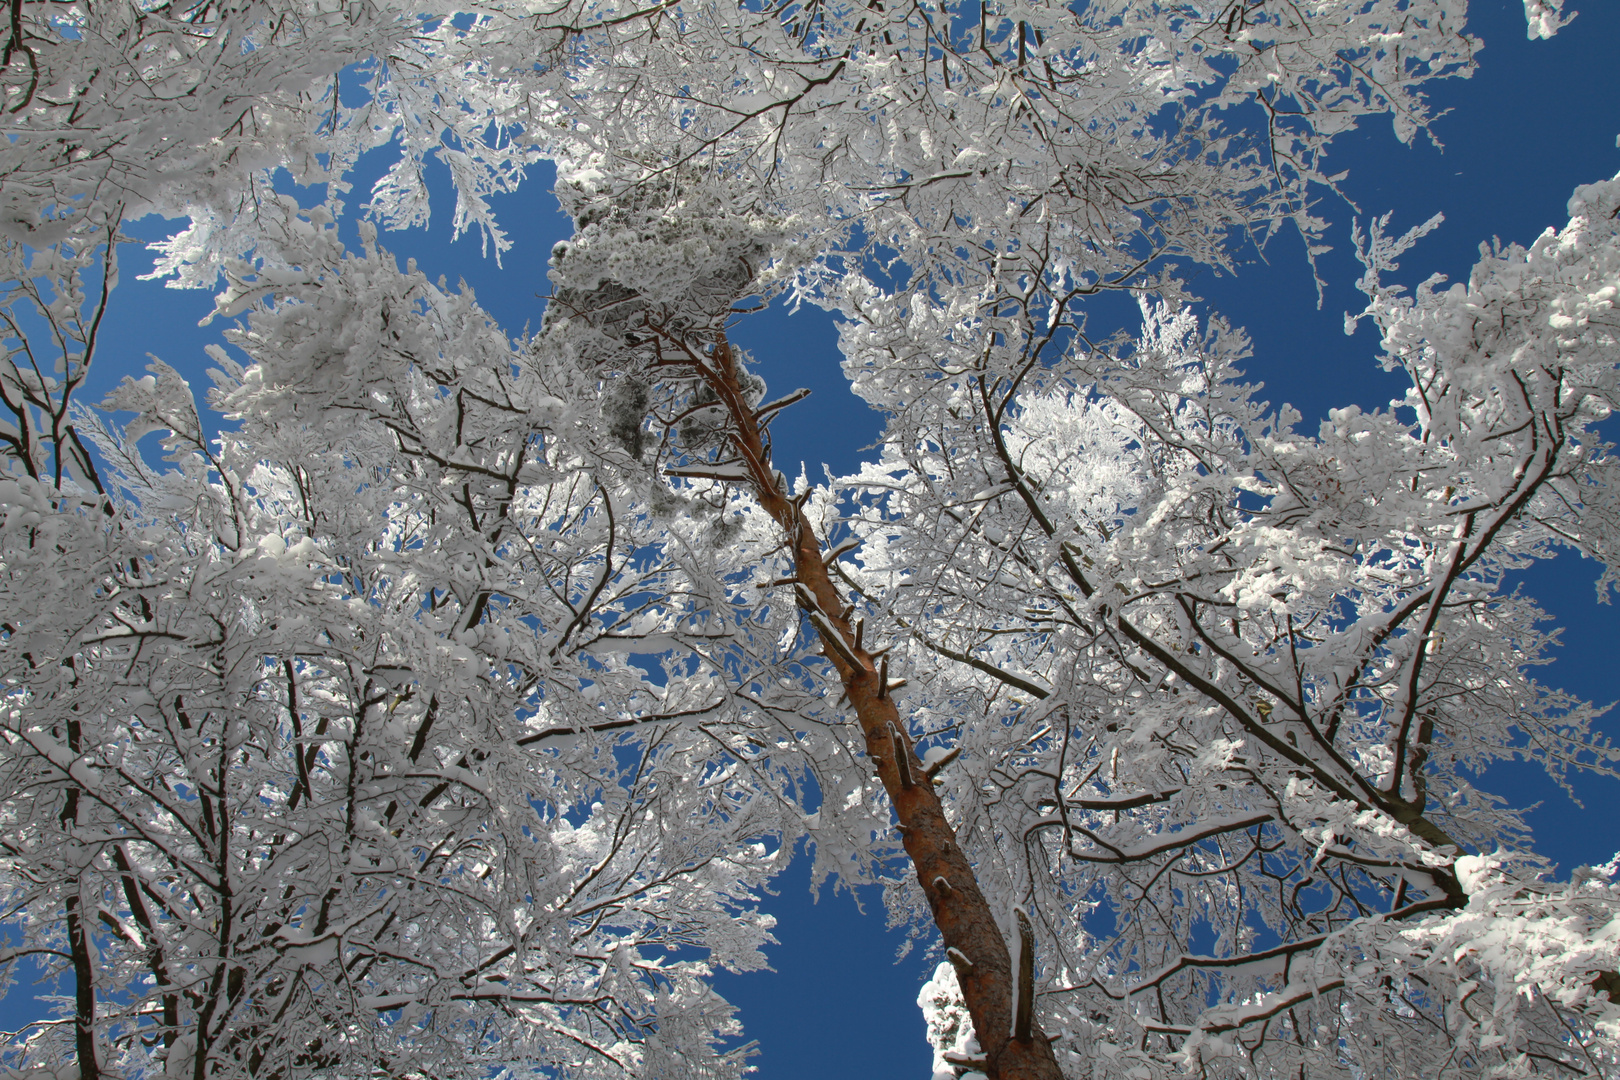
[2,0,1618,1078]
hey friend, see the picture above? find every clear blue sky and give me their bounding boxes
[8,2,1618,1075]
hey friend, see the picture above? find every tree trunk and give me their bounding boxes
[60,713,101,1080]
[682,333,1065,1080]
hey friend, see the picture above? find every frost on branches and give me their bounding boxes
[839,179,1620,1077]
[3,214,798,1080]
[3,0,1619,1079]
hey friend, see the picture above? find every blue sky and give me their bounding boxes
[10,1,1619,1075]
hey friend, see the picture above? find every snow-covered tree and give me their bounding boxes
[835,184,1620,1077]
[539,173,1620,1078]
[4,0,1617,1078]
[2,213,795,1080]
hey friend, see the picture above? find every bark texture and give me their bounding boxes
[670,332,1064,1080]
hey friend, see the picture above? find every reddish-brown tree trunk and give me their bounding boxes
[677,334,1065,1080]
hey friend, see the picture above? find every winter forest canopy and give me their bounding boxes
[3,0,1620,1077]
